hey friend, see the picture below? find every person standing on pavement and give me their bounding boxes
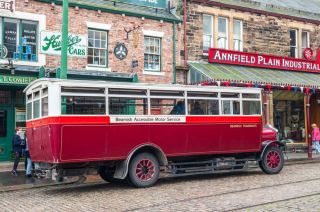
[11,128,24,176]
[24,136,33,177]
[311,123,320,154]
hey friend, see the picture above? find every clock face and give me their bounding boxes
[114,43,128,60]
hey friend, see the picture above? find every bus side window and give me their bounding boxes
[188,99,219,115]
[61,96,106,115]
[109,97,147,115]
[222,100,240,115]
[243,101,261,115]
[150,98,185,115]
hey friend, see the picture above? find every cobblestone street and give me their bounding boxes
[0,162,319,211]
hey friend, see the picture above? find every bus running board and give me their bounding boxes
[165,158,257,177]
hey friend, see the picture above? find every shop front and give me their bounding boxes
[188,48,320,158]
[0,73,37,162]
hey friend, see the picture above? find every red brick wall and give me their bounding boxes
[14,0,183,83]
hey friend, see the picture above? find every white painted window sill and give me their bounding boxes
[86,66,111,72]
[143,70,164,76]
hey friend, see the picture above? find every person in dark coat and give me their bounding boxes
[11,128,24,176]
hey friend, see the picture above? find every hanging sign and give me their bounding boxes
[40,31,87,57]
[0,0,15,14]
[208,48,320,73]
[120,0,167,9]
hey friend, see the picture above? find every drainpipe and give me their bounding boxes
[173,21,176,84]
[306,94,312,159]
[183,0,187,66]
[60,0,69,79]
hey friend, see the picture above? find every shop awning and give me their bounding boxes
[189,62,320,88]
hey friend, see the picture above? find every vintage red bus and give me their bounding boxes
[24,78,284,188]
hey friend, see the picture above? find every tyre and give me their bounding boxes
[259,146,284,174]
[99,166,123,184]
[127,153,160,188]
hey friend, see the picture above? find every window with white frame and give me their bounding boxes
[218,17,228,49]
[290,29,298,58]
[87,29,108,67]
[203,14,213,53]
[0,18,38,61]
[233,19,243,51]
[302,31,310,52]
[144,36,161,72]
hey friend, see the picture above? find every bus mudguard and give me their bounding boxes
[113,144,168,179]
[259,140,285,161]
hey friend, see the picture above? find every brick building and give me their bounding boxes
[182,0,320,152]
[0,0,181,161]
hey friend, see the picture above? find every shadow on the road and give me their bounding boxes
[44,170,262,194]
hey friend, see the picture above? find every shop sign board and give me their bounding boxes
[0,75,37,85]
[120,0,167,9]
[0,0,15,14]
[40,31,87,57]
[208,48,320,73]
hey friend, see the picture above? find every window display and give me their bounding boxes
[273,91,305,142]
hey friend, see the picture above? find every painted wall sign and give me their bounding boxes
[208,48,320,73]
[40,31,87,57]
[0,0,15,14]
[0,75,37,85]
[120,0,167,9]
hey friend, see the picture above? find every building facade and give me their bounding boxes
[183,0,320,154]
[0,0,182,161]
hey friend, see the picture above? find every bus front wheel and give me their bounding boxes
[127,152,160,188]
[259,146,284,174]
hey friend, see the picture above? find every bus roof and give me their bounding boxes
[24,78,262,94]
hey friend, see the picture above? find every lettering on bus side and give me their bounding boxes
[110,116,186,123]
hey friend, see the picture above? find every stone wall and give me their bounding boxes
[185,2,320,62]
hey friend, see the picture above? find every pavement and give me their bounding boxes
[0,151,319,193]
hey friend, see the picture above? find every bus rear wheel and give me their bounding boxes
[127,153,160,188]
[259,146,284,174]
[99,166,123,184]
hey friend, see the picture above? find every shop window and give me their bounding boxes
[302,31,310,53]
[144,36,161,72]
[290,29,298,58]
[203,14,213,53]
[218,17,228,49]
[15,108,26,128]
[61,96,106,115]
[109,97,147,115]
[15,90,25,105]
[0,18,38,61]
[0,90,11,104]
[233,20,243,51]
[87,29,107,67]
[273,91,305,142]
[0,110,7,137]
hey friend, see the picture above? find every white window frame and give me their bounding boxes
[87,29,108,68]
[302,31,310,52]
[233,19,243,51]
[290,29,298,58]
[202,14,214,54]
[144,36,162,72]
[218,17,228,49]
[0,12,46,66]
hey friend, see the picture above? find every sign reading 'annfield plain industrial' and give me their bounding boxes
[121,0,167,9]
[208,48,320,73]
[40,31,87,57]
